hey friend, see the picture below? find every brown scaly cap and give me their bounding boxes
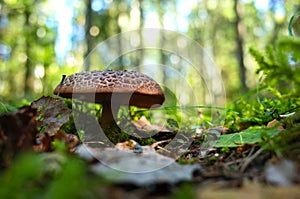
[53,70,165,108]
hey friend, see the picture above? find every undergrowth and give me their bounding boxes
[225,36,300,132]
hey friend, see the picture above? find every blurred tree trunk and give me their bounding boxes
[115,1,127,70]
[137,0,144,72]
[233,0,248,93]
[24,6,33,97]
[116,12,124,70]
[84,0,92,71]
[157,1,167,85]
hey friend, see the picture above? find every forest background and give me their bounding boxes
[0,0,298,107]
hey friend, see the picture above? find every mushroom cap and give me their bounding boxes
[53,70,165,108]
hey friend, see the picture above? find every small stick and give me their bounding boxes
[56,75,66,97]
[151,139,172,149]
[240,148,263,172]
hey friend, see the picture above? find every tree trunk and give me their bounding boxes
[157,1,167,85]
[116,19,124,70]
[137,0,144,72]
[115,1,124,70]
[233,0,248,93]
[84,0,92,71]
[24,7,32,97]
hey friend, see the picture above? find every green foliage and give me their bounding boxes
[215,126,281,147]
[220,36,300,159]
[0,151,106,199]
[225,37,300,130]
[43,155,91,199]
[0,99,32,115]
[250,37,300,98]
[0,102,16,114]
[0,153,44,199]
[170,183,196,199]
[260,125,300,159]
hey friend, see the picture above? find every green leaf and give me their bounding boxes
[214,126,281,147]
[0,153,44,199]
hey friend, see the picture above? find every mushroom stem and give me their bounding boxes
[100,103,120,131]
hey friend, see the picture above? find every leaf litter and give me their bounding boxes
[0,105,38,167]
[31,96,71,136]
[0,96,78,167]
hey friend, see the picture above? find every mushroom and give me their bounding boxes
[53,70,165,131]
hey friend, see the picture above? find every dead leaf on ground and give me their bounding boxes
[31,96,71,136]
[0,96,78,160]
[267,119,284,130]
[0,106,38,167]
[33,131,80,152]
[31,96,80,152]
[54,131,80,151]
[76,142,202,185]
[133,116,171,133]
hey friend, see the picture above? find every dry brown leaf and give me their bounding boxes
[33,132,52,152]
[115,139,139,150]
[32,96,71,136]
[31,96,81,152]
[54,131,80,151]
[267,119,284,130]
[76,144,201,185]
[0,106,38,167]
[133,116,171,132]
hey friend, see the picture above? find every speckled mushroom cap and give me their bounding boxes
[53,70,165,108]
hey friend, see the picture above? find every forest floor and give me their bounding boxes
[0,96,300,199]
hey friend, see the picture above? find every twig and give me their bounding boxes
[56,74,66,97]
[156,145,171,154]
[240,148,263,172]
[151,139,172,149]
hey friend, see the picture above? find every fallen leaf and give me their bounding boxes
[76,144,202,185]
[33,132,52,152]
[214,126,282,147]
[31,96,71,136]
[133,116,171,133]
[0,106,38,167]
[267,119,284,130]
[115,139,142,153]
[54,131,80,151]
[31,96,79,152]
